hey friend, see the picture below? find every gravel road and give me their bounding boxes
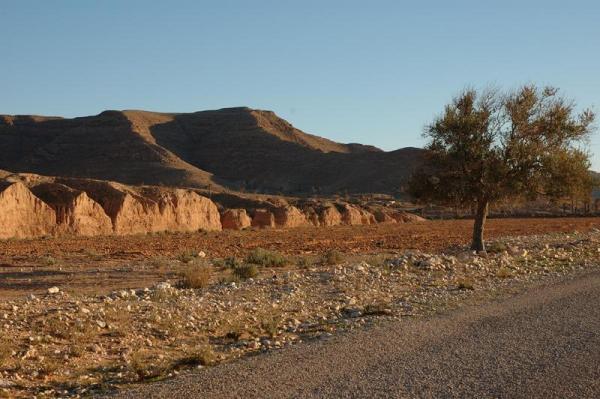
[116,270,600,398]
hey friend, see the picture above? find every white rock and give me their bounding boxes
[0,378,15,388]
[155,282,172,290]
[47,286,60,294]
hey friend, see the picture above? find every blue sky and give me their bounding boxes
[2,1,600,166]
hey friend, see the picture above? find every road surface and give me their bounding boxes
[116,271,600,398]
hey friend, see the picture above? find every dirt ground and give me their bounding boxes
[1,217,599,299]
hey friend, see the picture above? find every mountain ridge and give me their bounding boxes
[0,107,423,195]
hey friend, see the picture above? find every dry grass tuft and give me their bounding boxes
[496,267,514,278]
[129,350,168,381]
[321,249,345,265]
[457,278,475,290]
[179,263,212,289]
[0,339,12,368]
[172,344,216,368]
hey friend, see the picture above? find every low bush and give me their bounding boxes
[321,249,345,265]
[173,344,216,368]
[179,263,212,289]
[457,278,475,290]
[245,248,288,267]
[232,264,259,280]
[486,241,508,254]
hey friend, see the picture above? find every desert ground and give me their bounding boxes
[1,217,600,397]
[1,217,598,299]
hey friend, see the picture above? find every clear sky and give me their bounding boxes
[2,1,600,166]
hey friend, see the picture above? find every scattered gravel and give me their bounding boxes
[1,230,600,398]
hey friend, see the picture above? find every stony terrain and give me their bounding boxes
[1,228,600,398]
[1,218,597,299]
[0,108,423,195]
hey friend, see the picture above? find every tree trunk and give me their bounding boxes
[471,199,489,252]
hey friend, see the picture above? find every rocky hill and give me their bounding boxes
[0,108,423,195]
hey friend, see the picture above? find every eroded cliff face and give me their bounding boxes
[0,173,425,239]
[272,205,309,228]
[0,176,223,239]
[31,183,113,236]
[0,182,56,239]
[339,204,376,225]
[139,187,222,232]
[318,205,343,227]
[251,209,276,228]
[221,209,252,230]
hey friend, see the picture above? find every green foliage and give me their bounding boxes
[410,85,595,249]
[232,264,259,280]
[245,248,288,267]
[410,85,595,206]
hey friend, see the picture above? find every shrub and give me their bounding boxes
[42,256,58,266]
[173,344,216,368]
[457,278,475,290]
[496,267,513,278]
[177,249,204,264]
[321,249,345,265]
[486,241,508,254]
[261,315,281,338]
[224,256,241,269]
[0,339,11,367]
[130,350,167,381]
[245,248,288,267]
[179,263,212,289]
[232,264,259,280]
[296,256,312,269]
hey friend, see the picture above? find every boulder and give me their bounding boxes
[221,208,252,230]
[251,209,276,228]
[31,183,113,236]
[0,182,56,239]
[273,205,308,228]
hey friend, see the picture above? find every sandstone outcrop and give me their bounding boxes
[31,183,113,236]
[340,204,376,225]
[390,211,426,223]
[251,209,276,228]
[372,209,398,224]
[303,207,321,227]
[57,179,163,235]
[318,205,343,226]
[0,182,56,239]
[273,205,308,228]
[221,209,252,230]
[140,187,222,232]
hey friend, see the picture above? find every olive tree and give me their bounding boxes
[410,85,595,252]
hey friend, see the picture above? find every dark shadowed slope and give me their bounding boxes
[0,112,218,189]
[0,108,424,194]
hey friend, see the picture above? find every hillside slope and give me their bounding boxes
[0,108,423,194]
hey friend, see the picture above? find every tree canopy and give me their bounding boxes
[410,85,595,251]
